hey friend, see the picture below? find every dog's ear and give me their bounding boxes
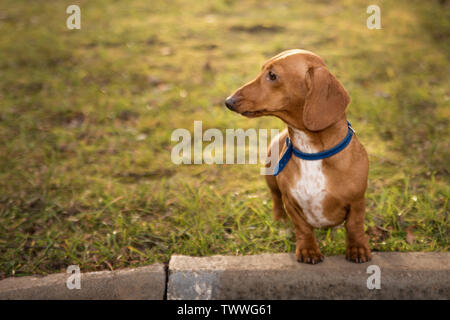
[303,66,350,131]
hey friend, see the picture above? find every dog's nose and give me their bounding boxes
[225,97,236,111]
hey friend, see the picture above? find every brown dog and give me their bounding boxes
[225,49,371,264]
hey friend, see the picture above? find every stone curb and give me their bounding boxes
[167,252,450,300]
[1,253,449,300]
[0,263,165,300]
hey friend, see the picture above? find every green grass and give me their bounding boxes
[0,0,448,278]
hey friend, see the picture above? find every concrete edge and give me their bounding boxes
[0,263,166,300]
[167,252,450,300]
[0,252,449,300]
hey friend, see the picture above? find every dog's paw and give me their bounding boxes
[296,247,324,265]
[345,244,372,263]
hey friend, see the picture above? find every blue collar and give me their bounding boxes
[273,121,355,176]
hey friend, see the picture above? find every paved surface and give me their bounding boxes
[0,263,165,300]
[167,252,450,300]
[1,252,449,299]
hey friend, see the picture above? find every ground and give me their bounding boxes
[0,0,448,278]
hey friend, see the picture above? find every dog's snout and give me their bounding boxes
[225,97,236,111]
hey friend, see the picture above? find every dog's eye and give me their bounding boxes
[267,71,277,82]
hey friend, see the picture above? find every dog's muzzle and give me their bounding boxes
[225,96,237,111]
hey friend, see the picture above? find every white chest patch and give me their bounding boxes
[289,129,331,228]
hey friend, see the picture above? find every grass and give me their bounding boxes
[0,0,448,278]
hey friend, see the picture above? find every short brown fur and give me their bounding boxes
[226,49,371,264]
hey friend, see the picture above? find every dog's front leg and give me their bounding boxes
[284,199,324,264]
[345,198,372,263]
[265,175,288,221]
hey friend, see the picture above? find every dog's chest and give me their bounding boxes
[288,130,331,228]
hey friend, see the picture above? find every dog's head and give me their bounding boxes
[225,49,350,131]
